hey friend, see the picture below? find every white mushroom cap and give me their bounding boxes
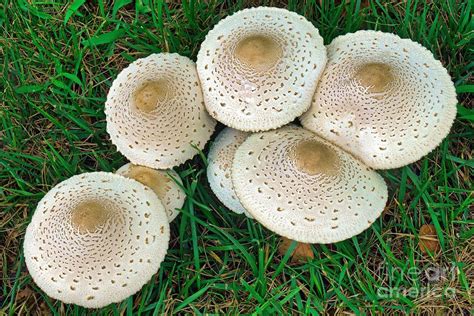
[300,30,457,169]
[207,128,252,217]
[106,53,216,169]
[24,172,170,308]
[116,163,185,222]
[197,7,327,132]
[232,126,388,244]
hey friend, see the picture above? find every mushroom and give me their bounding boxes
[105,53,216,169]
[24,172,170,308]
[197,7,327,132]
[300,30,457,169]
[207,127,252,217]
[232,126,388,244]
[116,163,185,222]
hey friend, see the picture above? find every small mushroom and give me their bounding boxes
[197,7,327,132]
[116,163,186,222]
[105,53,216,169]
[232,126,388,244]
[24,172,170,308]
[418,224,440,255]
[300,30,457,169]
[207,128,252,217]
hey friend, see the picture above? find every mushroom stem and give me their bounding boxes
[278,237,314,263]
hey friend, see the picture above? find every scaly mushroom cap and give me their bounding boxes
[116,163,185,222]
[300,30,457,169]
[207,128,251,216]
[232,126,388,244]
[197,7,327,132]
[24,172,170,308]
[106,53,216,169]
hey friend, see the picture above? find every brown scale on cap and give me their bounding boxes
[133,80,172,113]
[293,140,340,176]
[116,163,186,222]
[125,165,171,199]
[355,63,394,94]
[235,35,282,72]
[71,200,112,233]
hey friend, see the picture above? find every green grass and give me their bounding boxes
[1,0,472,314]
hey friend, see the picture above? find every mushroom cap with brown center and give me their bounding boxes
[232,126,388,244]
[207,128,250,216]
[24,172,170,308]
[116,163,185,222]
[106,53,216,169]
[300,30,457,169]
[197,7,327,132]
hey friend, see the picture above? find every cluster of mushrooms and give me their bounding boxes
[24,7,457,308]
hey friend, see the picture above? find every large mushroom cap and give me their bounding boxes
[116,163,185,222]
[24,172,170,308]
[300,30,457,169]
[197,7,327,132]
[207,128,250,216]
[232,126,388,244]
[106,53,216,169]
